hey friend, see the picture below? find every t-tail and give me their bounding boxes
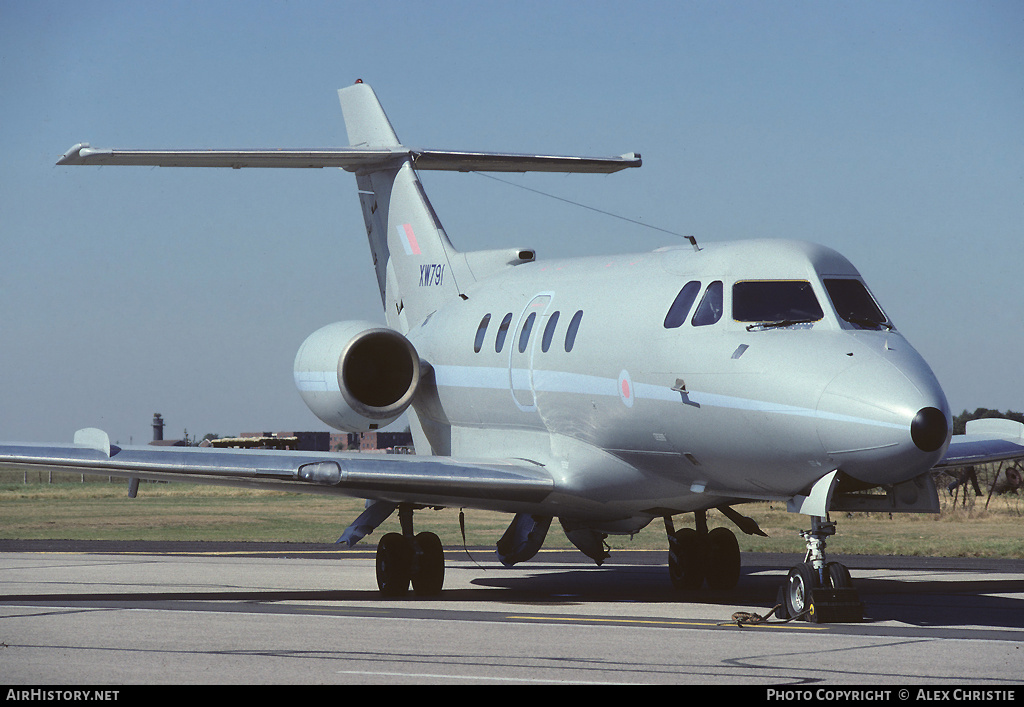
[55,80,641,334]
[337,81,642,332]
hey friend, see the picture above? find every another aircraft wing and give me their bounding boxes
[56,143,641,174]
[0,429,553,508]
[934,418,1024,469]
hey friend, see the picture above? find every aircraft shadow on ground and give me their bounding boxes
[851,575,1024,628]
[467,563,1024,629]
[3,563,1021,630]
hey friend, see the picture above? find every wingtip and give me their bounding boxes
[73,427,113,457]
[57,143,90,165]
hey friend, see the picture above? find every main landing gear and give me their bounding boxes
[776,516,863,623]
[665,510,741,590]
[374,504,445,597]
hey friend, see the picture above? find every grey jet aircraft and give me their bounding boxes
[4,81,1023,621]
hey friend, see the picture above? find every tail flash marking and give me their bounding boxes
[398,223,422,256]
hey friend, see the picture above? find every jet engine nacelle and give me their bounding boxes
[294,321,421,433]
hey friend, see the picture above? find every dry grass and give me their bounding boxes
[1,472,1021,557]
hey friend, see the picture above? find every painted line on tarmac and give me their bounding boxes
[505,614,827,630]
[334,669,621,684]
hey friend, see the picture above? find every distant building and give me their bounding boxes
[148,412,187,446]
[358,430,414,452]
[149,438,187,447]
[209,431,330,451]
[331,431,414,453]
[208,430,412,453]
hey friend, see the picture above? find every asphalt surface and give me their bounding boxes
[1,541,1022,686]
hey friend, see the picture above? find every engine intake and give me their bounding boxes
[294,321,421,432]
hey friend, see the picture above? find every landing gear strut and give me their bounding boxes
[777,515,862,622]
[375,504,445,597]
[665,511,741,590]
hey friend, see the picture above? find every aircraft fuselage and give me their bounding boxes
[402,238,950,531]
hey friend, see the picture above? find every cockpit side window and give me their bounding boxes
[691,281,724,327]
[733,280,823,327]
[663,281,701,329]
[824,278,890,330]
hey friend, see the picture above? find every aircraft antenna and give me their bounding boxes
[473,171,694,242]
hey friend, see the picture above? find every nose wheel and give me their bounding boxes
[778,516,862,622]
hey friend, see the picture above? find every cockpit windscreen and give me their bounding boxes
[824,279,890,330]
[733,280,823,328]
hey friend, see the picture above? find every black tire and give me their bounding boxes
[825,561,853,590]
[668,528,706,590]
[376,532,412,597]
[784,562,817,619]
[705,527,741,590]
[411,531,445,596]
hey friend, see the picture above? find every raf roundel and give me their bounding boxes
[618,370,634,408]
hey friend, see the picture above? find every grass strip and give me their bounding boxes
[1,479,1021,557]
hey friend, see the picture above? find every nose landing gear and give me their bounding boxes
[777,516,862,623]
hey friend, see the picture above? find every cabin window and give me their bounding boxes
[474,314,491,353]
[565,310,584,352]
[691,281,724,327]
[733,280,823,328]
[542,311,560,352]
[664,281,701,329]
[518,312,537,353]
[495,313,513,352]
[824,278,889,330]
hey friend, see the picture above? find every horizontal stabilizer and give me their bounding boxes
[57,143,641,174]
[410,149,640,173]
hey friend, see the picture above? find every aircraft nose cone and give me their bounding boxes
[911,406,949,453]
[816,349,949,485]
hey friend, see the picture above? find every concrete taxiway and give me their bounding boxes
[0,541,1022,685]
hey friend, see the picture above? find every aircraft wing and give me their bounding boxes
[0,429,553,508]
[933,418,1024,469]
[56,143,641,173]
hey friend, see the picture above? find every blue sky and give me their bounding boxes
[2,0,1022,444]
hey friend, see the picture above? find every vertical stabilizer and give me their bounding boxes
[339,81,401,148]
[338,82,466,333]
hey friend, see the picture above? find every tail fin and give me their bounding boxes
[339,82,465,333]
[338,81,401,149]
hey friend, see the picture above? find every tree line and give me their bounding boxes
[953,408,1024,435]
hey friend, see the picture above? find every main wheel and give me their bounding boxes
[705,527,741,590]
[411,531,445,596]
[668,528,706,590]
[376,532,412,597]
[784,562,817,619]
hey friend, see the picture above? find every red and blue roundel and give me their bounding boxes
[618,370,634,408]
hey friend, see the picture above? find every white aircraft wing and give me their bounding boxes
[933,418,1024,469]
[56,143,641,173]
[0,429,553,508]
